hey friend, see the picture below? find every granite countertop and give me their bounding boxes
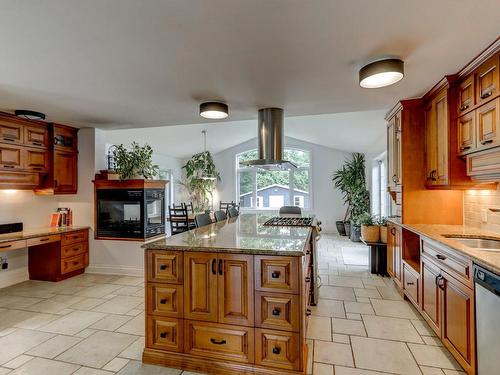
[0,226,90,244]
[142,213,311,256]
[391,221,500,274]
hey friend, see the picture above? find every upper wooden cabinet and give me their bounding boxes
[457,75,475,114]
[53,151,78,194]
[457,111,476,153]
[387,110,402,190]
[476,98,500,150]
[0,120,23,144]
[53,124,78,152]
[24,124,49,148]
[476,54,499,105]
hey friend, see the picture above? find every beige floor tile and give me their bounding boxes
[314,340,353,366]
[126,308,143,316]
[112,276,144,286]
[346,313,361,320]
[68,297,107,310]
[56,330,138,368]
[362,315,423,343]
[26,334,82,358]
[116,360,182,374]
[119,337,145,360]
[0,328,54,365]
[313,362,334,375]
[334,366,389,375]
[311,298,345,318]
[420,366,445,375]
[8,358,79,375]
[306,316,332,341]
[73,368,114,375]
[370,299,421,319]
[306,339,313,375]
[75,328,97,338]
[354,288,381,299]
[3,354,34,369]
[408,343,462,370]
[350,336,420,375]
[0,368,11,375]
[442,370,466,375]
[12,312,60,330]
[0,310,44,330]
[328,276,364,288]
[76,284,122,298]
[422,336,443,346]
[332,318,366,336]
[38,310,106,335]
[344,301,374,315]
[116,313,145,336]
[93,296,142,314]
[103,357,129,372]
[361,278,387,287]
[376,286,403,300]
[90,314,133,331]
[333,333,350,344]
[319,286,356,301]
[411,319,436,336]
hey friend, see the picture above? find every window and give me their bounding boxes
[237,148,311,209]
[371,153,389,218]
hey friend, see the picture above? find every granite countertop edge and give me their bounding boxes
[0,226,90,244]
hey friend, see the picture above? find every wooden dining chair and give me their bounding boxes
[183,202,194,214]
[220,201,235,212]
[195,213,212,228]
[279,206,302,215]
[227,206,240,218]
[214,210,227,222]
[169,205,189,235]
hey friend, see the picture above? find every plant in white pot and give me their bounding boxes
[358,212,380,243]
[378,216,388,243]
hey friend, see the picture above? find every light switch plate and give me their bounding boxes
[481,208,488,223]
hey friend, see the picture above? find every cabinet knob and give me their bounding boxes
[159,264,168,270]
[272,308,281,316]
[210,338,226,345]
[481,139,494,145]
[406,282,415,286]
[305,276,311,282]
[459,104,469,112]
[159,298,169,304]
[159,332,168,339]
[436,254,446,261]
[480,91,493,99]
[306,308,312,316]
[271,271,281,279]
[272,347,281,355]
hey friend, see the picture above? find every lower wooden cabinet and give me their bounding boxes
[421,255,442,336]
[255,328,300,371]
[148,283,183,318]
[402,262,419,307]
[255,291,300,332]
[147,316,183,353]
[387,223,402,286]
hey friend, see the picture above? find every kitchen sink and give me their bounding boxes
[443,236,500,251]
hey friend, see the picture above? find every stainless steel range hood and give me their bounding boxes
[240,108,297,170]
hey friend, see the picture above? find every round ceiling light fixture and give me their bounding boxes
[14,109,46,121]
[359,58,404,88]
[199,101,229,119]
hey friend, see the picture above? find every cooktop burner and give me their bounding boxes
[263,216,314,227]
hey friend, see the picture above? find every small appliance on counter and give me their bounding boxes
[0,222,23,235]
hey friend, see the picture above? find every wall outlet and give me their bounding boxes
[481,208,488,223]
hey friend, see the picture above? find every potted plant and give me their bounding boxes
[112,142,159,180]
[333,153,370,241]
[358,212,380,242]
[180,150,221,212]
[378,216,388,243]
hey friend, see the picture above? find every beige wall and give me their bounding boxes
[464,187,500,233]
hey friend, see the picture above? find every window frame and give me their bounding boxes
[236,147,313,211]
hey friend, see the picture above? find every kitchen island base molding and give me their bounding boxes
[143,347,308,375]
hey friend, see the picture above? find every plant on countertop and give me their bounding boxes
[180,151,221,212]
[332,153,370,241]
[112,142,159,180]
[358,212,380,243]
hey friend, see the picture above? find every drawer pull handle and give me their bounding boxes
[460,146,471,151]
[159,264,168,270]
[436,254,446,261]
[73,247,79,251]
[72,261,79,266]
[271,271,281,279]
[40,238,50,242]
[73,235,79,239]
[437,276,445,290]
[272,308,281,316]
[459,104,469,111]
[481,139,494,145]
[305,276,311,282]
[406,282,415,285]
[159,332,168,339]
[0,244,12,249]
[272,347,281,355]
[160,298,169,304]
[218,258,223,275]
[306,308,312,316]
[3,165,15,169]
[211,258,217,275]
[481,91,493,99]
[3,138,15,142]
[210,338,226,345]
[32,142,44,146]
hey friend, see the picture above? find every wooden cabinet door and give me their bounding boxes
[218,254,254,326]
[457,111,476,154]
[24,147,49,172]
[0,144,23,170]
[476,55,499,105]
[53,151,77,194]
[476,98,500,150]
[386,224,395,278]
[24,124,49,148]
[457,75,475,114]
[387,118,396,189]
[441,270,475,373]
[53,124,78,152]
[425,103,438,185]
[421,256,441,336]
[0,121,23,144]
[393,225,402,286]
[394,111,402,186]
[184,252,218,322]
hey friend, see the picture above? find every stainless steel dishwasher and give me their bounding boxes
[474,263,500,374]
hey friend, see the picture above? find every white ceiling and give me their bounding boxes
[105,110,388,158]
[0,0,499,130]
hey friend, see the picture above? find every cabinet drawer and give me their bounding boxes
[0,121,23,144]
[184,320,254,363]
[255,328,300,371]
[61,230,87,246]
[255,256,299,294]
[0,240,27,252]
[61,253,87,274]
[255,292,300,332]
[61,242,87,258]
[476,54,499,105]
[421,240,472,285]
[147,283,183,318]
[147,316,183,352]
[0,144,23,170]
[24,147,49,172]
[403,263,419,307]
[23,124,49,148]
[147,250,183,284]
[26,235,60,247]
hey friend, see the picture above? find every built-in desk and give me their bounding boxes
[0,226,90,281]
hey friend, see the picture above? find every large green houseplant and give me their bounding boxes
[180,151,221,212]
[112,142,159,180]
[332,153,370,241]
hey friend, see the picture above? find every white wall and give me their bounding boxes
[212,136,351,233]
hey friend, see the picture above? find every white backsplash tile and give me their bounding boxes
[464,187,500,234]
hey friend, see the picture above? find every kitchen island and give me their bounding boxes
[141,213,314,375]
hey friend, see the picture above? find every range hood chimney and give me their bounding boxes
[240,108,297,170]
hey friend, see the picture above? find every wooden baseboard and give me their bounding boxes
[143,348,307,375]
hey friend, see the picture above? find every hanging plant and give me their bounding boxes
[112,142,159,180]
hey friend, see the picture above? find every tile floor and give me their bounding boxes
[0,234,466,374]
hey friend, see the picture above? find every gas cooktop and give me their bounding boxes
[263,216,314,227]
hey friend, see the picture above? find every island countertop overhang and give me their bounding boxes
[141,213,312,256]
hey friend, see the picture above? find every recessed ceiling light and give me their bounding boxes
[359,58,404,88]
[199,102,229,119]
[14,109,46,120]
